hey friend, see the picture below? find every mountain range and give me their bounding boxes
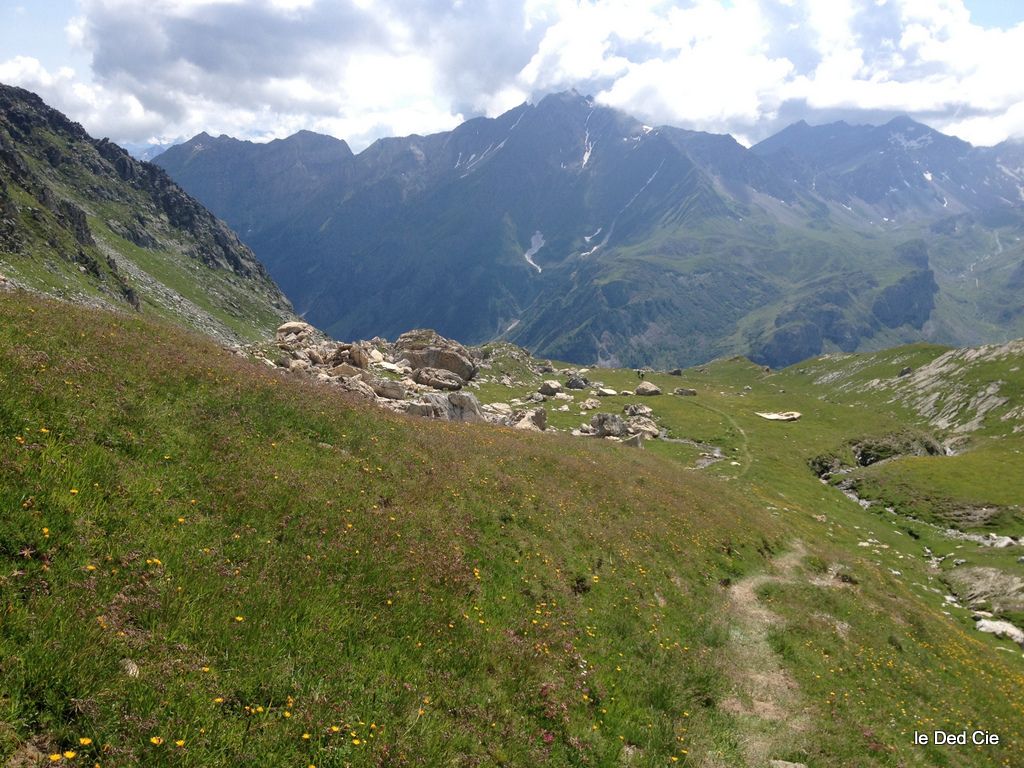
[154,90,1024,367]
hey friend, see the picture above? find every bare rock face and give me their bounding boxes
[395,329,477,381]
[413,366,465,391]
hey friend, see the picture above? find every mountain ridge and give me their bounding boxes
[0,83,294,344]
[155,90,1024,367]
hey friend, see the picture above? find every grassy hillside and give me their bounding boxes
[1,292,1022,766]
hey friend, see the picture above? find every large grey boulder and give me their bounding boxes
[371,378,407,400]
[395,329,477,381]
[565,375,589,390]
[635,381,662,396]
[539,380,562,396]
[413,367,465,391]
[591,413,627,437]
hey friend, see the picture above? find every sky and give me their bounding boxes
[2,0,1024,152]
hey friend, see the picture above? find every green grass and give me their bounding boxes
[2,293,1023,766]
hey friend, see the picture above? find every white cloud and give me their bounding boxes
[2,0,1024,149]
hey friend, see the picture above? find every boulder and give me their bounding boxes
[369,348,385,364]
[378,360,410,375]
[624,403,653,417]
[395,329,477,381]
[553,392,573,401]
[407,392,484,422]
[371,378,407,400]
[580,398,601,411]
[565,375,589,390]
[626,416,660,439]
[513,407,547,431]
[483,402,513,416]
[668,368,683,376]
[898,366,913,377]
[591,413,627,437]
[349,343,370,369]
[635,381,662,396]
[276,321,314,340]
[539,380,563,396]
[596,387,618,397]
[673,387,698,396]
[621,434,644,448]
[329,362,362,378]
[413,367,465,391]
[448,392,486,422]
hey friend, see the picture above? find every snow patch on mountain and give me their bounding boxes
[524,231,545,273]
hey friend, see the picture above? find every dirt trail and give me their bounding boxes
[720,541,813,767]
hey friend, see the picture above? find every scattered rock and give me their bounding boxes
[624,403,653,417]
[565,375,589,390]
[626,415,660,439]
[329,362,362,378]
[275,321,314,340]
[673,387,698,396]
[371,378,407,400]
[412,367,465,391]
[769,761,808,768]
[395,328,478,381]
[635,381,661,396]
[539,380,563,396]
[580,398,601,411]
[514,407,547,431]
[408,392,484,422]
[591,413,628,437]
[378,360,410,375]
[483,402,512,416]
[349,343,370,369]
